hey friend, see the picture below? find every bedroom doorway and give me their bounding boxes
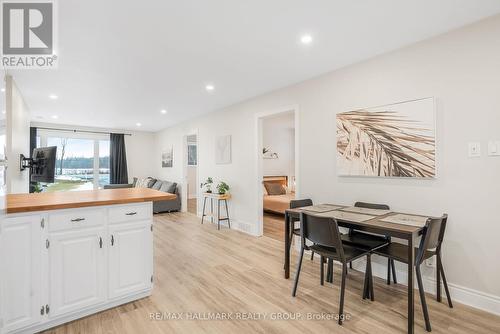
[256,108,298,239]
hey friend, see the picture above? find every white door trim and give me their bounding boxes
[180,129,199,214]
[254,104,300,237]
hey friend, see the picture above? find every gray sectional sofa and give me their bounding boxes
[104,177,181,213]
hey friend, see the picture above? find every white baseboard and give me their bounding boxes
[195,213,258,236]
[230,219,258,235]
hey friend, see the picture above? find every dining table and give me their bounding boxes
[284,204,429,334]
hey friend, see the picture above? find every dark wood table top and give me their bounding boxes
[286,204,431,236]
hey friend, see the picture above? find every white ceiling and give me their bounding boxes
[5,0,500,132]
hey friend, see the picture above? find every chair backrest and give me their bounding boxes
[416,214,448,265]
[299,212,345,262]
[354,201,390,210]
[290,199,313,209]
[350,202,390,235]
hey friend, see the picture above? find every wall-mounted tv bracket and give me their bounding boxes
[20,154,37,171]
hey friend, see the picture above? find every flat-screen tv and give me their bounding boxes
[31,146,57,183]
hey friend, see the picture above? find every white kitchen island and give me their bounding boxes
[0,188,173,334]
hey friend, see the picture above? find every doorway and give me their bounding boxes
[186,134,198,215]
[256,107,299,238]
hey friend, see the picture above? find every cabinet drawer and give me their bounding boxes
[49,208,105,232]
[109,203,151,224]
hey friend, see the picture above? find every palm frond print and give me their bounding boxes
[337,111,435,177]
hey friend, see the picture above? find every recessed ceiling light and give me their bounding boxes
[160,109,168,114]
[1,88,5,92]
[1,110,5,114]
[51,115,58,119]
[205,84,215,91]
[136,122,142,127]
[300,34,313,45]
[49,94,58,100]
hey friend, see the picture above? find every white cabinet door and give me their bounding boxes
[108,221,152,299]
[0,215,42,333]
[49,228,106,317]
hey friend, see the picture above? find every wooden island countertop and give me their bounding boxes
[6,188,175,214]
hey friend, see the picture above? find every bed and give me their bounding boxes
[263,176,295,214]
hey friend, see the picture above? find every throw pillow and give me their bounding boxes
[159,181,177,194]
[147,178,157,188]
[151,180,162,190]
[264,182,286,195]
[135,177,152,188]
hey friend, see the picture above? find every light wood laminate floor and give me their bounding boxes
[263,211,285,241]
[187,198,197,215]
[43,212,500,334]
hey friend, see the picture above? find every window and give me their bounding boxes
[36,130,110,192]
[46,137,94,192]
[187,144,197,166]
[99,140,110,188]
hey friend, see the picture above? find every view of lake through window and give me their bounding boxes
[37,135,110,192]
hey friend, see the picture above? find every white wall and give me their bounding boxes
[6,76,30,194]
[153,15,500,312]
[123,131,156,182]
[31,122,156,184]
[187,166,197,199]
[262,112,295,183]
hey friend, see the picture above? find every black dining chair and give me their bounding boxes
[289,199,314,258]
[292,212,374,325]
[373,214,452,332]
[341,202,397,284]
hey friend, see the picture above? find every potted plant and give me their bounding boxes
[216,181,230,195]
[33,182,44,193]
[201,177,213,193]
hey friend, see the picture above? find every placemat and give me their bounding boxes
[340,206,391,216]
[380,214,429,227]
[316,210,375,223]
[301,204,343,213]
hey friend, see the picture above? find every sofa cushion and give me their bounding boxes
[147,178,157,188]
[151,180,162,190]
[135,177,154,188]
[159,181,177,194]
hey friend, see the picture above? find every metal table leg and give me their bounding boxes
[217,199,221,230]
[210,198,213,224]
[201,197,207,224]
[284,212,290,279]
[407,233,416,334]
[224,199,231,229]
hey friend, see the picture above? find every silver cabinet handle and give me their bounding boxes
[125,212,137,216]
[70,218,85,222]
